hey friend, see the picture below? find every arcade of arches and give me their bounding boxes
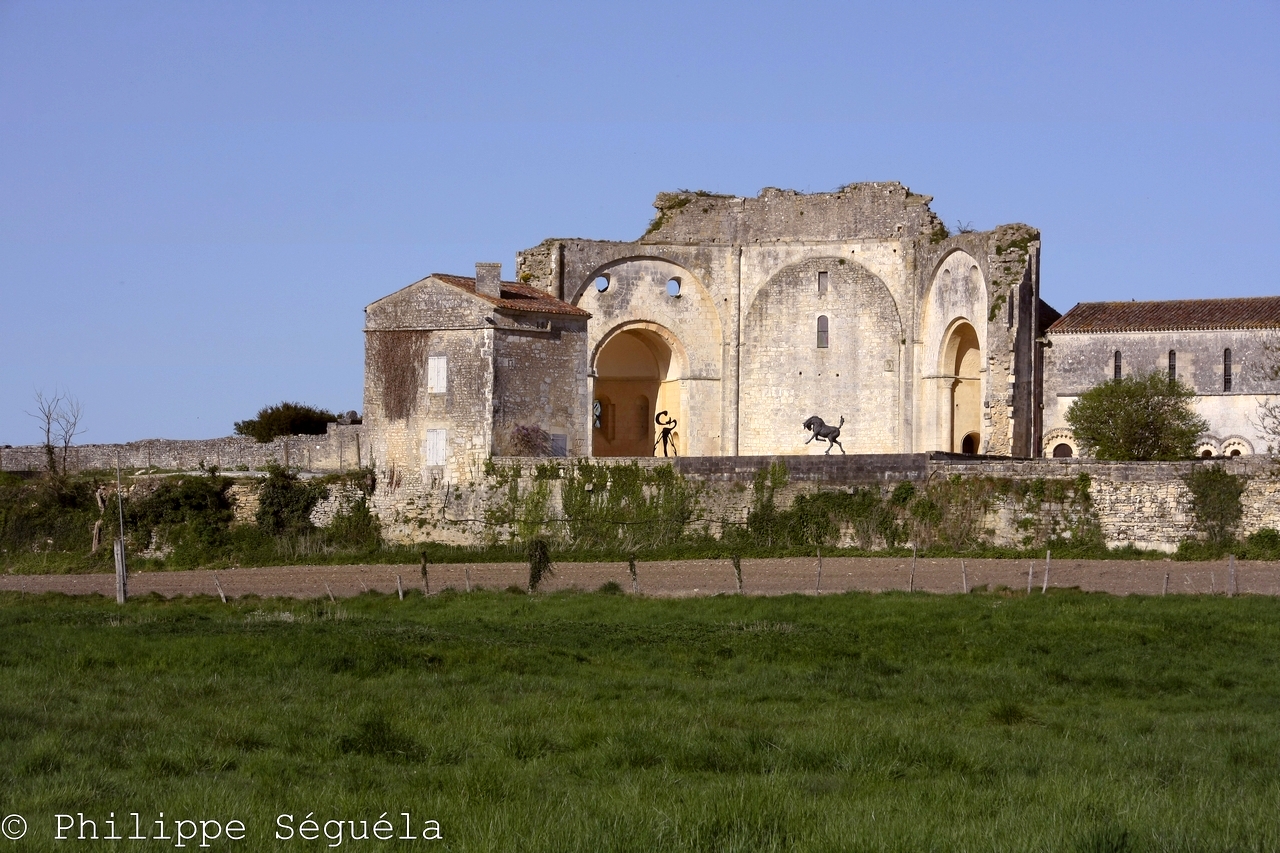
[592,328,682,457]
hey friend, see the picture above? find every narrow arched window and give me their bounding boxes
[817,315,829,348]
[1168,350,1176,382]
[1224,349,1233,392]
[1114,351,1122,380]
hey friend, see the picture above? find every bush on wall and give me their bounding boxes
[1182,464,1246,552]
[234,402,338,443]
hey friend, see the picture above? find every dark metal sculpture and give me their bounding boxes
[654,410,679,457]
[803,415,845,455]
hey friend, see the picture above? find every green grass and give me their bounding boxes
[2,590,1280,851]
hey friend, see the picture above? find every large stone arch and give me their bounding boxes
[918,250,990,452]
[590,323,689,457]
[575,258,723,455]
[739,257,903,455]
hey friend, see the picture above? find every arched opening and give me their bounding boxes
[961,432,980,455]
[942,322,982,454]
[1201,449,1214,458]
[592,327,681,457]
[1053,443,1074,458]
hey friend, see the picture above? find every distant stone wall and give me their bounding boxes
[0,423,365,474]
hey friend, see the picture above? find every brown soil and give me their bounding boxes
[3,557,1278,599]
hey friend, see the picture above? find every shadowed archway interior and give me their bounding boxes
[943,322,982,454]
[592,329,680,456]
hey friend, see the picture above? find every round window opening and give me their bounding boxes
[594,276,609,293]
[666,278,681,297]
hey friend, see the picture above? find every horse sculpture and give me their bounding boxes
[802,415,846,455]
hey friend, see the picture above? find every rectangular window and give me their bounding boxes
[1168,350,1176,382]
[1114,351,1122,380]
[1224,348,1233,392]
[427,356,447,394]
[817,271,828,295]
[424,429,447,466]
[550,434,567,457]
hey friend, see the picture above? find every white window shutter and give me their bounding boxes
[424,429,447,466]
[427,356,447,394]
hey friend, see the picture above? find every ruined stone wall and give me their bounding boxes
[638,183,945,245]
[492,318,591,457]
[367,453,1280,552]
[739,257,903,454]
[1043,328,1280,456]
[0,423,365,474]
[514,185,1041,460]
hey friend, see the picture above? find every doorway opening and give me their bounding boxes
[593,327,681,457]
[943,322,982,454]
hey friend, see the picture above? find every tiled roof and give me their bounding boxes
[1048,296,1280,334]
[432,274,591,317]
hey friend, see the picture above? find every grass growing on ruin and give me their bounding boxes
[3,589,1280,851]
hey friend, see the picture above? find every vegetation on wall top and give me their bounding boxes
[234,402,339,443]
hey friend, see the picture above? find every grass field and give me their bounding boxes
[2,589,1279,852]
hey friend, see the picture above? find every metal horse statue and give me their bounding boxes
[654,410,679,457]
[803,415,846,455]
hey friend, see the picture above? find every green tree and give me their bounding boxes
[1065,371,1208,461]
[234,402,337,443]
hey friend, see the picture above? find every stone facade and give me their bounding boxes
[1043,300,1280,458]
[361,269,591,532]
[516,183,1049,460]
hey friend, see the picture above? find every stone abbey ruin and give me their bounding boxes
[6,182,1280,552]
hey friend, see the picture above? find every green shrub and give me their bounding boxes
[1241,528,1280,560]
[1184,465,1246,548]
[255,464,325,536]
[126,471,236,564]
[325,497,382,551]
[234,402,338,443]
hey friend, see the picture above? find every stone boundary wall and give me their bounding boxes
[0,424,366,474]
[371,453,1280,552]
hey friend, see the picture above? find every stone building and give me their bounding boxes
[363,264,590,487]
[362,182,1055,493]
[1043,296,1280,458]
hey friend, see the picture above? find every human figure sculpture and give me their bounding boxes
[654,410,679,457]
[802,415,846,454]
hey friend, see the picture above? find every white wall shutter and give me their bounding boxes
[424,429,447,466]
[427,356,447,394]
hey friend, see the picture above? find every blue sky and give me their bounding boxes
[2,1,1277,443]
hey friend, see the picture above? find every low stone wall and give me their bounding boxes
[0,424,365,474]
[368,453,1280,552]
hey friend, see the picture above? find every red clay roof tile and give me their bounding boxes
[1048,296,1280,334]
[432,274,591,317]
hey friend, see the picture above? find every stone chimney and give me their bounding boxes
[475,262,502,299]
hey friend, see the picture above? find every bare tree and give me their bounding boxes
[27,389,63,475]
[53,395,84,475]
[26,390,84,476]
